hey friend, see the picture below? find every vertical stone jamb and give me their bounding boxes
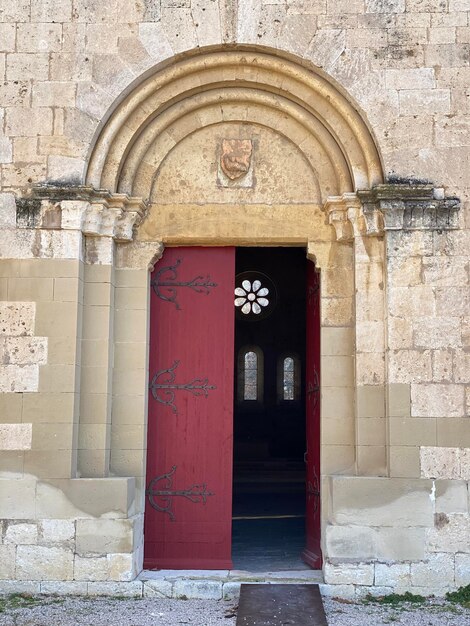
[307,239,356,477]
[111,241,163,512]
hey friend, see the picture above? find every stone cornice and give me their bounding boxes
[357,183,460,232]
[324,184,460,242]
[18,185,148,243]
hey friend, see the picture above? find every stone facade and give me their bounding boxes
[0,0,469,597]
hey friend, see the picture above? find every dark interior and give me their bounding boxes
[232,247,308,571]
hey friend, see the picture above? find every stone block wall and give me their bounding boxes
[324,463,470,598]
[387,228,470,479]
[0,202,145,583]
[0,476,142,582]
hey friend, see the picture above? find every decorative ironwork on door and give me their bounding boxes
[307,464,321,514]
[151,258,217,310]
[146,466,214,521]
[149,360,216,415]
[307,365,320,410]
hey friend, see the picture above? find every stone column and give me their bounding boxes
[325,195,387,477]
[77,204,117,477]
[77,199,147,478]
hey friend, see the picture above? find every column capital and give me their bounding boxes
[20,184,148,243]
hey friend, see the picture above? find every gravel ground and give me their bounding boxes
[0,597,238,626]
[324,596,470,626]
[0,594,470,625]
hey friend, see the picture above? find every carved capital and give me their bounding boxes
[23,184,148,243]
[114,209,143,242]
[83,202,105,236]
[60,200,89,231]
[324,193,378,241]
[362,202,384,236]
[324,196,353,242]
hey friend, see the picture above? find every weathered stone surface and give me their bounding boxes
[427,513,470,553]
[319,584,356,600]
[422,257,468,287]
[420,446,460,479]
[2,336,48,365]
[375,563,411,589]
[385,68,435,89]
[0,478,36,518]
[0,545,16,579]
[107,553,135,582]
[40,581,89,595]
[455,553,470,586]
[0,423,32,450]
[0,582,42,598]
[375,528,426,561]
[0,302,35,336]
[39,519,76,544]
[355,585,394,600]
[75,518,134,555]
[412,384,465,418]
[36,477,135,520]
[0,365,39,392]
[414,317,461,350]
[435,480,469,513]
[4,522,38,545]
[324,562,374,585]
[460,448,470,480]
[410,553,455,588]
[87,581,142,597]
[173,579,223,600]
[432,349,454,382]
[0,193,16,228]
[389,350,432,383]
[222,582,242,599]
[325,525,376,560]
[16,546,74,581]
[143,579,174,598]
[74,555,108,581]
[329,476,434,527]
[454,352,470,383]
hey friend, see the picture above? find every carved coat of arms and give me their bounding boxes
[220,139,253,181]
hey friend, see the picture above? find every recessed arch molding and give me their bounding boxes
[22,47,459,259]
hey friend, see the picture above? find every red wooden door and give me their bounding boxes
[144,247,235,569]
[302,261,322,568]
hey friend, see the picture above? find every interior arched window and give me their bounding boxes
[278,354,300,402]
[238,347,263,402]
[244,351,258,400]
[283,357,295,400]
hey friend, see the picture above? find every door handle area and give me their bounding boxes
[303,451,308,463]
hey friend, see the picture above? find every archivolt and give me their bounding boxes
[86,46,383,200]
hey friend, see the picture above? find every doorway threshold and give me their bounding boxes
[138,568,324,600]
